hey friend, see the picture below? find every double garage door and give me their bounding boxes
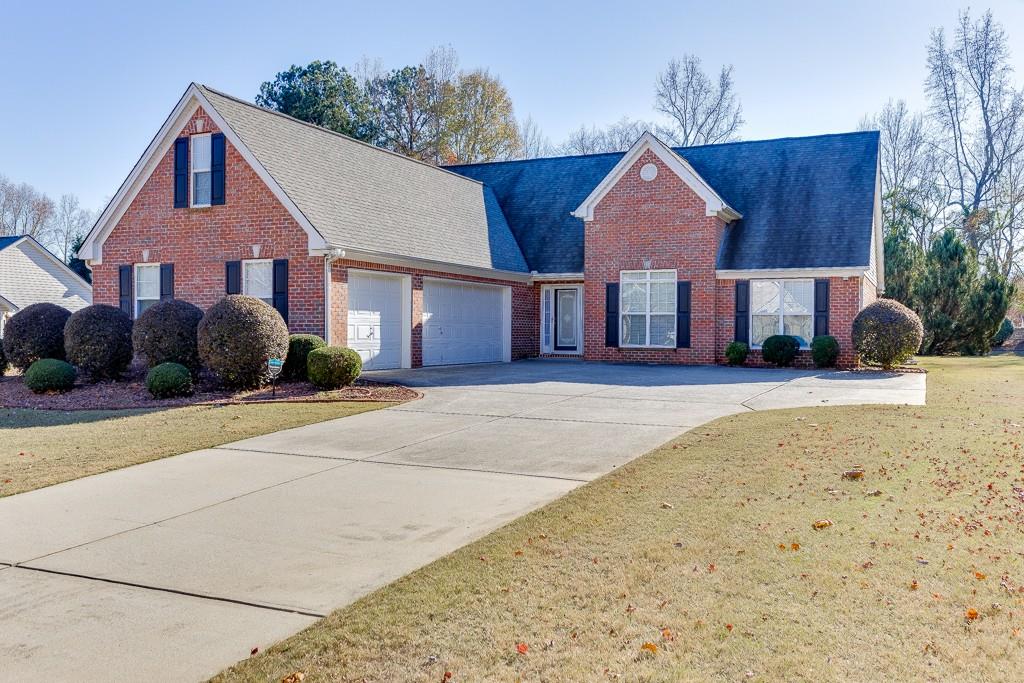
[347,272,508,370]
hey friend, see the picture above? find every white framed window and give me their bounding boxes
[135,263,160,317]
[620,269,676,347]
[242,259,273,306]
[191,133,212,207]
[750,279,815,348]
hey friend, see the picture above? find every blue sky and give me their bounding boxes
[3,0,1024,213]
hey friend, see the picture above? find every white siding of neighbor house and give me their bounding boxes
[0,240,92,326]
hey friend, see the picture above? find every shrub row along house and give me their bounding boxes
[77,84,883,370]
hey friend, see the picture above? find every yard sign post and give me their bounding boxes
[268,358,284,397]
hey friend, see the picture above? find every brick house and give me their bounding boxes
[78,83,883,370]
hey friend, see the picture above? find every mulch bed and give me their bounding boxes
[0,363,419,411]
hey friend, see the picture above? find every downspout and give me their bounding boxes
[323,248,345,344]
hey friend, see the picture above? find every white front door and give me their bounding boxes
[423,279,509,366]
[347,271,406,370]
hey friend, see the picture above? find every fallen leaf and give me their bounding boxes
[966,608,979,621]
[661,627,673,640]
[443,672,453,682]
[514,550,524,557]
[516,642,528,655]
[280,673,305,683]
[910,580,919,590]
[726,623,734,632]
[791,543,800,551]
[842,468,865,480]
[640,642,658,654]
[975,571,987,580]
[250,647,259,656]
[812,519,834,530]
[661,502,674,509]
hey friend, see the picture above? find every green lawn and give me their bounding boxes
[213,356,1024,682]
[0,402,388,497]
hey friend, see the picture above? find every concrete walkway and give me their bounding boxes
[0,361,924,682]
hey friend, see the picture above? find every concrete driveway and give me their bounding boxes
[0,360,924,681]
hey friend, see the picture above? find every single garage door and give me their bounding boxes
[423,279,508,366]
[347,271,406,370]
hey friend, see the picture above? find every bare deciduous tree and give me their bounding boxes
[926,9,1024,273]
[52,194,93,262]
[0,174,56,243]
[655,55,744,147]
[558,118,651,155]
[516,116,554,159]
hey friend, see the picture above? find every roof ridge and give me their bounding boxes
[445,130,880,170]
[197,84,486,188]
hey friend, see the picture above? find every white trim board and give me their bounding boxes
[78,83,327,265]
[572,131,741,222]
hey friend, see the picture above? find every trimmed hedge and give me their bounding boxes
[852,299,923,370]
[724,341,749,366]
[993,317,1015,346]
[811,335,840,368]
[197,295,289,388]
[146,362,194,398]
[64,304,134,380]
[307,346,362,389]
[2,302,71,370]
[283,334,327,380]
[133,299,204,370]
[24,358,76,393]
[761,334,800,367]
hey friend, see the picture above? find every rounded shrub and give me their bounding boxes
[133,299,204,370]
[24,358,76,393]
[307,346,362,389]
[0,339,7,375]
[992,317,1015,347]
[2,302,71,370]
[852,298,924,370]
[146,362,194,398]
[197,295,289,388]
[64,304,134,380]
[761,334,800,367]
[724,341,749,366]
[811,335,840,368]
[283,334,327,381]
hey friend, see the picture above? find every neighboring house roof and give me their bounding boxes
[448,131,880,274]
[199,86,529,274]
[0,235,92,312]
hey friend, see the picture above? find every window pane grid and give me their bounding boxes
[191,134,212,206]
[750,279,814,348]
[619,270,676,347]
[135,264,160,317]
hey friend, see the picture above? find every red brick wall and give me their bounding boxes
[583,149,725,364]
[92,107,326,335]
[329,260,537,367]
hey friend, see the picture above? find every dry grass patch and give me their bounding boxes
[0,401,388,497]
[215,356,1024,683]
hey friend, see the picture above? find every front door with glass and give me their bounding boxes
[554,287,579,351]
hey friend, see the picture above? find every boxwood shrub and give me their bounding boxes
[146,362,194,398]
[724,341,749,366]
[133,299,204,370]
[283,334,327,380]
[761,334,800,367]
[852,299,923,370]
[24,358,76,393]
[811,335,840,368]
[307,346,362,389]
[64,304,134,380]
[197,295,289,388]
[2,302,71,370]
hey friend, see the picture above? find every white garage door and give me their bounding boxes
[347,271,406,370]
[423,279,508,366]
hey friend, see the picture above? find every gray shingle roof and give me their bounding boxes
[448,132,880,273]
[200,86,529,273]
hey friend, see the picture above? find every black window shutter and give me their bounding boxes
[225,261,241,294]
[118,265,133,318]
[273,258,289,324]
[734,281,750,344]
[814,279,830,337]
[210,133,226,205]
[159,263,174,301]
[676,281,691,348]
[605,282,619,347]
[173,138,189,208]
